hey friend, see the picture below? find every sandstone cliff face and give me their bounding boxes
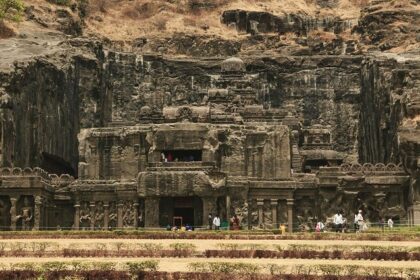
[0,40,104,175]
[359,57,420,164]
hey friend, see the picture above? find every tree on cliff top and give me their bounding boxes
[0,0,24,22]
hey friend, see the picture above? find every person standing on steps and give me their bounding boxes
[213,214,220,230]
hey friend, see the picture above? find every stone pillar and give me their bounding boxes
[33,196,42,231]
[133,201,139,228]
[413,204,420,226]
[43,201,49,230]
[144,198,159,228]
[10,196,18,231]
[103,203,109,230]
[226,195,231,229]
[271,199,278,229]
[287,199,294,233]
[257,198,264,227]
[202,197,216,228]
[90,202,95,230]
[74,202,80,230]
[117,200,124,229]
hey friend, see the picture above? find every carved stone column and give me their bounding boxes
[202,197,216,228]
[33,196,42,231]
[103,203,109,230]
[271,199,278,229]
[287,199,294,233]
[133,201,139,228]
[413,204,420,226]
[117,201,124,229]
[10,196,18,231]
[226,195,231,229]
[89,202,95,230]
[257,199,264,227]
[144,198,159,228]
[74,202,80,230]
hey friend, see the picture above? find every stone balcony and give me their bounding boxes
[146,161,216,172]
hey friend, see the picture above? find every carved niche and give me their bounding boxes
[122,201,136,227]
[94,201,105,229]
[79,202,91,229]
[108,202,117,229]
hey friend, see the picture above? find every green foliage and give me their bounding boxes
[0,0,24,22]
[125,260,159,274]
[169,242,197,252]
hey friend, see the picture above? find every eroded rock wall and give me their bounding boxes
[0,41,105,175]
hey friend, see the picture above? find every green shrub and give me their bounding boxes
[0,0,24,22]
[125,260,159,274]
[137,243,163,251]
[169,242,197,252]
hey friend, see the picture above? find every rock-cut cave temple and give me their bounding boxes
[0,52,419,231]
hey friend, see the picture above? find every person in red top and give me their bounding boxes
[167,152,173,162]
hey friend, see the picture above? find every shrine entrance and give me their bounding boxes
[174,197,194,226]
[159,196,203,228]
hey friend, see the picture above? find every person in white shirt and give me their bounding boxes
[333,210,344,232]
[316,221,325,232]
[387,218,394,229]
[213,215,220,230]
[356,210,365,232]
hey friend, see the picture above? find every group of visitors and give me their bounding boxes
[207,213,241,230]
[321,209,395,233]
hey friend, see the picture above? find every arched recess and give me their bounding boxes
[40,152,76,177]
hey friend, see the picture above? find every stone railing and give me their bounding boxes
[147,161,216,171]
[339,163,405,175]
[0,167,75,186]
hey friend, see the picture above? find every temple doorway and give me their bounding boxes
[159,196,203,227]
[174,197,194,226]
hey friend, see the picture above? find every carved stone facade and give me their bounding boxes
[0,57,417,231]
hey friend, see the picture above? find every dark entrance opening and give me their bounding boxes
[40,152,76,177]
[174,208,194,226]
[304,159,329,173]
[162,150,202,162]
[174,197,194,226]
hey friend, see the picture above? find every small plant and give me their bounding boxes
[169,243,196,252]
[125,260,159,275]
[0,0,24,22]
[137,243,163,251]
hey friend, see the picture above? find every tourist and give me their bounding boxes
[387,218,394,229]
[230,214,240,230]
[316,221,325,233]
[356,210,365,232]
[167,152,173,162]
[208,213,213,230]
[333,210,343,232]
[354,212,359,232]
[213,214,220,230]
[280,224,286,235]
[161,152,167,162]
[379,217,385,232]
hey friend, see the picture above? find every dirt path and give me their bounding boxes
[2,238,419,251]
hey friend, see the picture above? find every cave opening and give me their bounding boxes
[162,150,202,162]
[304,159,329,173]
[40,152,76,177]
